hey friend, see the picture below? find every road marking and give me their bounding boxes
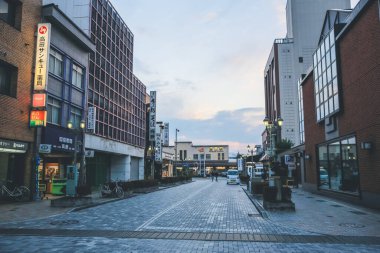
[135,183,213,231]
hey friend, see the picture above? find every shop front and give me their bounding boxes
[0,139,30,186]
[38,126,82,196]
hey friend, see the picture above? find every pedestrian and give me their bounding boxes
[215,171,218,182]
[211,170,214,181]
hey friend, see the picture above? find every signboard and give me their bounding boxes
[155,132,162,162]
[30,110,47,127]
[33,23,51,91]
[32,93,46,108]
[87,106,96,133]
[209,147,224,152]
[285,155,295,165]
[163,123,169,146]
[0,139,28,153]
[149,91,156,141]
[238,158,243,171]
[43,126,76,152]
[39,144,51,154]
[85,150,94,157]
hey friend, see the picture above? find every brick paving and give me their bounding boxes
[0,178,379,252]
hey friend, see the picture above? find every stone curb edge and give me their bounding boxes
[243,188,269,219]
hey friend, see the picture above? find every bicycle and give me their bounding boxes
[0,180,30,201]
[99,180,124,198]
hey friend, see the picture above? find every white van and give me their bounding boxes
[226,169,240,185]
[253,163,264,178]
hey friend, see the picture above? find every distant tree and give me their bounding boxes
[276,139,294,153]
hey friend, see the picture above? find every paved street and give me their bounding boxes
[0,178,380,252]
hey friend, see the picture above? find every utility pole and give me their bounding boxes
[174,128,179,177]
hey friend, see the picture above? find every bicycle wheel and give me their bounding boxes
[115,187,124,198]
[16,186,30,201]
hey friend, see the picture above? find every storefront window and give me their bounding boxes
[317,136,359,194]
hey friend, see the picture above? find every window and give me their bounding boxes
[218,153,220,160]
[179,150,183,160]
[222,153,224,160]
[193,154,198,160]
[0,60,17,97]
[206,154,211,160]
[49,49,63,77]
[47,97,61,125]
[70,106,82,129]
[298,57,303,63]
[72,64,83,88]
[317,136,359,194]
[0,0,20,28]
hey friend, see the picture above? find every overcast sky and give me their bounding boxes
[111,0,359,156]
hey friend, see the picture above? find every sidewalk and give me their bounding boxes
[245,186,380,237]
[0,183,185,224]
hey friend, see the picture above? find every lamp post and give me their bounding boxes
[174,128,179,177]
[247,145,254,176]
[67,119,86,187]
[263,116,283,176]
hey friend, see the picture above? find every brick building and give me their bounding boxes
[0,0,41,188]
[300,0,380,208]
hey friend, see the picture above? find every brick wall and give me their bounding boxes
[338,0,380,194]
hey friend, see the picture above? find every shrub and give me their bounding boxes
[252,181,268,194]
[263,186,278,202]
[239,175,249,183]
[281,187,292,202]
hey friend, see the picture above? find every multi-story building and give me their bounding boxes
[164,142,232,176]
[263,0,352,185]
[300,0,380,208]
[43,0,147,186]
[263,0,351,147]
[37,4,95,195]
[0,0,41,188]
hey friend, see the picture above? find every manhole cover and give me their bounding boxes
[50,220,80,225]
[248,213,261,217]
[306,196,314,199]
[339,223,365,228]
[316,199,326,202]
[349,210,367,215]
[326,215,334,218]
[331,204,342,207]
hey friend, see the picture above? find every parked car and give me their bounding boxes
[226,169,240,185]
[319,168,328,185]
[221,171,227,177]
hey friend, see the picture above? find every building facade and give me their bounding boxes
[301,0,380,208]
[43,0,147,186]
[0,0,41,188]
[165,142,232,176]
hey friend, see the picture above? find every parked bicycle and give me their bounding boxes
[0,180,30,201]
[99,180,124,198]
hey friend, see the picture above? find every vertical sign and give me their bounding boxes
[149,91,156,141]
[238,158,243,171]
[163,123,169,146]
[87,107,96,133]
[155,132,162,162]
[33,23,51,91]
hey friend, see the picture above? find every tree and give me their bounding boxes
[276,139,294,154]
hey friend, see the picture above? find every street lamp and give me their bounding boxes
[247,145,254,177]
[67,119,86,186]
[263,116,283,175]
[174,128,179,177]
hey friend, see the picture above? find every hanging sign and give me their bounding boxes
[33,23,51,91]
[32,93,47,108]
[30,110,47,127]
[149,91,156,141]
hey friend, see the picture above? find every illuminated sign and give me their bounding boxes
[33,23,51,91]
[149,91,156,141]
[32,93,46,108]
[30,110,47,127]
[209,147,224,152]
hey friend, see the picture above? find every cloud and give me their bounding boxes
[199,11,219,23]
[163,107,266,154]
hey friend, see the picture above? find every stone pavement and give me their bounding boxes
[0,178,379,252]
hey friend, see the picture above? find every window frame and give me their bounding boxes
[47,96,61,125]
[0,60,17,97]
[49,49,64,78]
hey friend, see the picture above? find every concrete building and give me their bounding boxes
[165,142,232,176]
[264,0,351,147]
[300,0,380,208]
[0,0,41,189]
[43,0,147,186]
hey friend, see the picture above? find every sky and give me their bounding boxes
[111,0,359,156]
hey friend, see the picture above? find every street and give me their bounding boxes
[0,178,379,252]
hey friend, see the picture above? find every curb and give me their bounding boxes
[243,188,269,219]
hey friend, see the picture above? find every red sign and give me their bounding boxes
[32,93,46,108]
[30,110,47,127]
[39,25,48,34]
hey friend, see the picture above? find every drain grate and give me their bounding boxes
[306,196,314,199]
[316,199,326,202]
[326,215,334,218]
[50,220,80,226]
[248,213,261,217]
[339,223,365,228]
[349,210,367,215]
[331,204,343,208]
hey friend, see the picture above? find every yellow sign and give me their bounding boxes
[33,23,51,91]
[209,147,224,152]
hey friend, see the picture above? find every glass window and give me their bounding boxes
[0,0,18,27]
[49,49,63,77]
[0,60,17,97]
[324,35,330,49]
[193,154,198,160]
[72,64,83,88]
[328,142,341,191]
[47,97,61,125]
[331,61,337,78]
[332,78,338,94]
[206,154,211,160]
[70,106,82,129]
[331,45,336,62]
[329,30,335,46]
[318,145,329,189]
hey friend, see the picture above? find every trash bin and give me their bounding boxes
[51,179,66,195]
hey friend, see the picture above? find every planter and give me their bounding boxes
[263,186,277,202]
[252,181,268,194]
[281,187,292,202]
